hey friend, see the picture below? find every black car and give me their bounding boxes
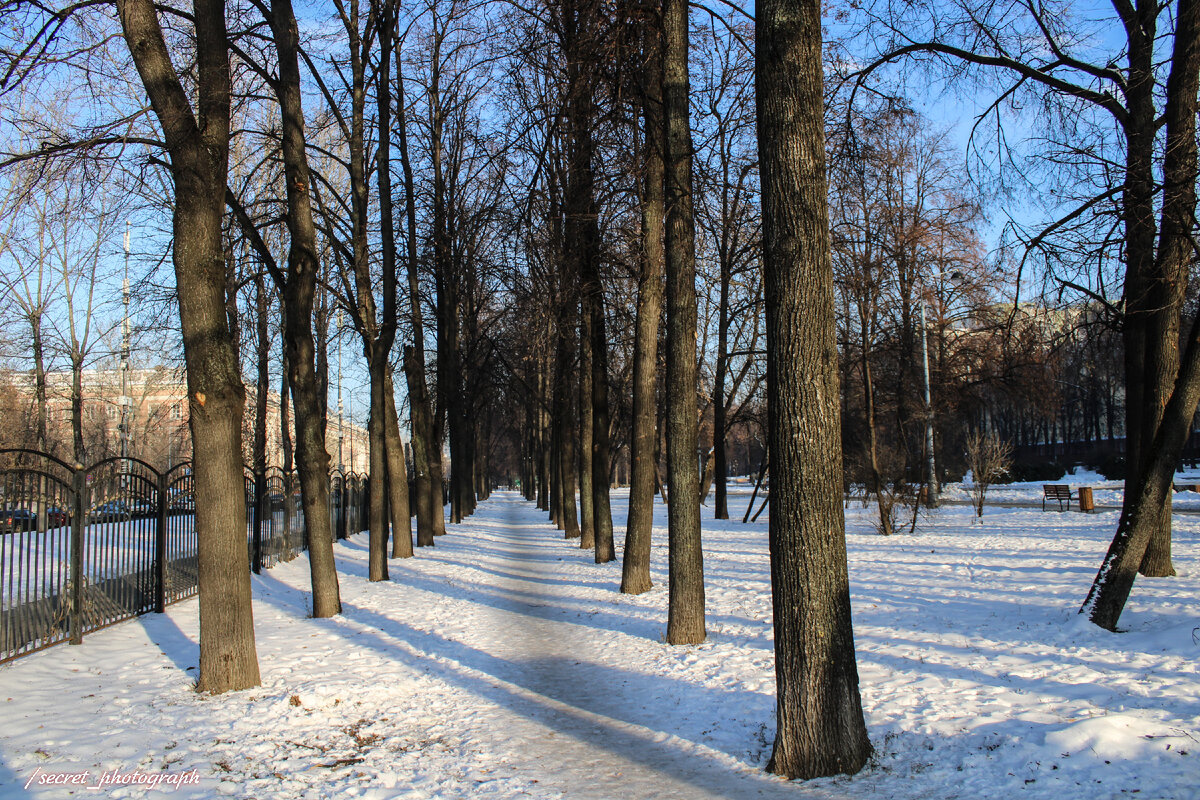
[0,507,37,532]
[89,501,133,523]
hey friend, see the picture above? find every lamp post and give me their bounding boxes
[917,268,964,509]
[920,301,939,507]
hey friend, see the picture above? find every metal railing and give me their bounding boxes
[0,449,368,664]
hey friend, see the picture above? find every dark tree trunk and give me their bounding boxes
[662,0,704,645]
[538,360,551,510]
[395,64,444,543]
[713,251,730,520]
[1119,0,1170,578]
[70,356,83,465]
[384,368,413,558]
[589,283,615,563]
[578,312,595,548]
[1086,0,1198,616]
[253,273,270,566]
[1135,0,1197,577]
[27,317,48,452]
[367,371,389,580]
[757,0,871,776]
[1085,302,1200,629]
[554,316,582,538]
[406,348,437,547]
[346,0,387,581]
[269,0,341,617]
[621,19,665,595]
[116,0,259,692]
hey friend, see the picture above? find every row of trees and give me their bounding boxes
[1,0,1195,780]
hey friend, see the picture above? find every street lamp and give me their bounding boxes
[918,268,964,509]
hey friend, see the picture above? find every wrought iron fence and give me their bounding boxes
[0,449,368,664]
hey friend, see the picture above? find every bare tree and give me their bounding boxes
[263,0,344,617]
[964,429,1012,518]
[851,0,1199,580]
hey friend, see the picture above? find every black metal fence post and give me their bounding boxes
[253,469,264,574]
[340,478,350,540]
[155,470,167,613]
[69,464,85,645]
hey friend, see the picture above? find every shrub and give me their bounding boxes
[965,431,1013,518]
[1088,454,1127,481]
[1004,459,1066,484]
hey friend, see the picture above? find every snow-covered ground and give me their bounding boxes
[938,467,1200,510]
[0,490,1196,799]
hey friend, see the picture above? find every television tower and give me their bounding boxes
[120,222,132,463]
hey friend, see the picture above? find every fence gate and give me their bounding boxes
[1,448,367,664]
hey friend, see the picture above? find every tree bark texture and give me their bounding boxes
[269,0,341,617]
[396,62,444,543]
[116,0,260,692]
[384,368,413,558]
[1135,0,1198,577]
[622,17,665,595]
[757,0,871,776]
[1085,0,1199,619]
[578,312,596,549]
[662,0,705,645]
[1119,0,1171,578]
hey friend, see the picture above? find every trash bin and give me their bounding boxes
[1078,486,1094,512]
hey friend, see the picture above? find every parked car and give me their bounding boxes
[129,499,157,519]
[0,507,37,532]
[45,506,71,527]
[89,501,132,523]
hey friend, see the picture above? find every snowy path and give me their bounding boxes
[372,493,804,799]
[1,489,1198,799]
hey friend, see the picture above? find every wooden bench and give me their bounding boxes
[1042,484,1073,511]
[1173,483,1200,493]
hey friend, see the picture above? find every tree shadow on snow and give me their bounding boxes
[250,584,852,800]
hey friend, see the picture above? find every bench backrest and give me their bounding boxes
[1043,484,1071,497]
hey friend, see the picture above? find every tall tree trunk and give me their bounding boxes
[662,0,704,645]
[578,311,596,548]
[117,0,259,692]
[757,0,871,776]
[70,356,84,465]
[1119,0,1167,577]
[406,347,437,546]
[554,324,582,538]
[621,18,665,595]
[366,367,389,579]
[538,357,551,511]
[253,273,270,567]
[344,0,389,581]
[31,319,48,452]
[1135,0,1197,577]
[396,64,443,543]
[269,0,341,617]
[589,284,615,563]
[385,368,413,558]
[713,252,730,520]
[1086,0,1198,615]
[1085,289,1200,629]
